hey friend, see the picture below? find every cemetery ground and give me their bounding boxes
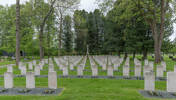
[0,55,175,100]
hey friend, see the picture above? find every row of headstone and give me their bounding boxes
[54,56,83,71]
[93,56,124,71]
[4,71,57,89]
[144,71,176,93]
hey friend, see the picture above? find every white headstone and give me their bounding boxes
[102,63,106,70]
[34,66,40,75]
[143,65,153,76]
[135,64,141,77]
[49,64,54,72]
[113,63,119,71]
[77,65,83,76]
[28,62,33,70]
[174,65,176,72]
[4,72,13,89]
[107,66,113,77]
[144,59,148,66]
[26,72,35,89]
[70,64,74,70]
[48,71,57,89]
[161,61,166,71]
[156,65,163,77]
[167,72,176,92]
[62,66,68,76]
[149,62,154,70]
[92,65,98,77]
[33,60,37,66]
[7,65,13,73]
[123,65,129,77]
[144,71,155,91]
[21,66,26,75]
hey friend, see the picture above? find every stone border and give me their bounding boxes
[0,88,63,96]
[0,75,166,81]
[139,90,176,99]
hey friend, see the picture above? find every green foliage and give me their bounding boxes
[63,15,73,53]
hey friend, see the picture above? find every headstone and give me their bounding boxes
[135,64,141,77]
[34,66,40,75]
[38,62,43,70]
[26,72,35,89]
[28,62,33,70]
[144,71,155,91]
[149,62,154,70]
[92,65,98,77]
[143,65,153,76]
[48,71,57,89]
[49,64,54,72]
[62,66,68,76]
[156,65,163,77]
[144,59,148,66]
[107,66,113,77]
[7,65,13,72]
[70,64,74,70]
[113,63,119,71]
[21,66,26,75]
[4,72,13,88]
[174,65,176,72]
[77,65,83,76]
[102,63,106,70]
[33,60,36,66]
[161,61,166,71]
[123,65,129,77]
[167,72,176,92]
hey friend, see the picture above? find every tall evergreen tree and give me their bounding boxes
[63,15,73,53]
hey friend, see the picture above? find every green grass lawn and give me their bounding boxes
[0,55,175,100]
[0,78,171,100]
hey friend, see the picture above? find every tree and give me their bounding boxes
[134,0,173,63]
[63,15,73,53]
[54,0,80,56]
[73,10,88,54]
[104,0,153,58]
[39,0,56,60]
[16,0,20,66]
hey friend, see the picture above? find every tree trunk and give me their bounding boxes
[58,12,63,56]
[124,52,128,59]
[118,51,121,57]
[16,0,20,66]
[133,51,136,59]
[153,0,165,63]
[142,49,148,60]
[47,26,50,65]
[149,18,162,63]
[39,25,44,60]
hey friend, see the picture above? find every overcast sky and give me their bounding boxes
[0,0,175,40]
[0,0,98,12]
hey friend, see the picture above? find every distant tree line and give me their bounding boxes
[0,0,175,65]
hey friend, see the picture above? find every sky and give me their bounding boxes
[0,0,98,12]
[0,0,175,41]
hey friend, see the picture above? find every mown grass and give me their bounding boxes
[0,55,175,100]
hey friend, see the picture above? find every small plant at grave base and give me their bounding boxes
[171,93,176,96]
[124,77,131,79]
[147,91,159,96]
[158,77,166,81]
[157,92,163,97]
[18,89,31,93]
[43,89,55,94]
[0,89,8,93]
